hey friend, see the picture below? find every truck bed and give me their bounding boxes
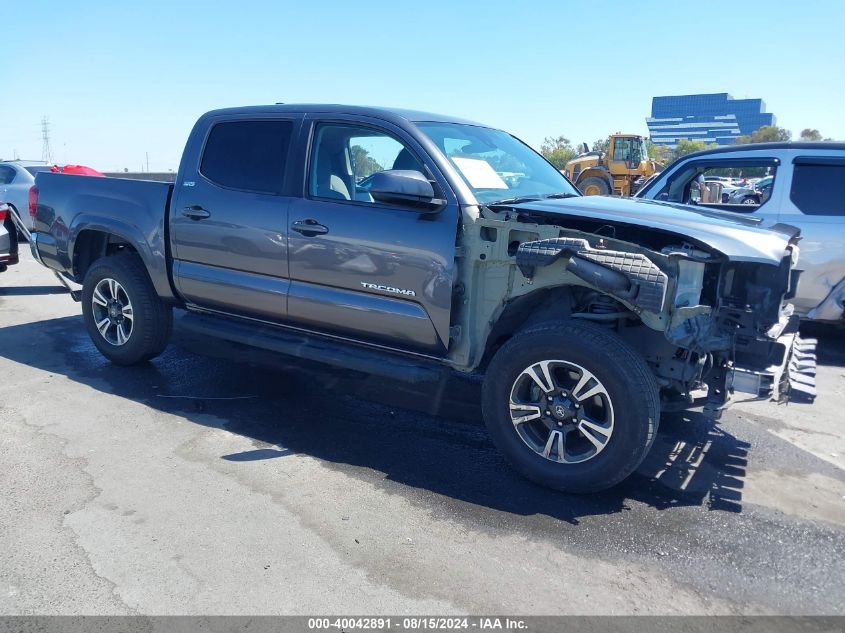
[32,172,175,300]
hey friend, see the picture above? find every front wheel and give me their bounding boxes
[577,176,611,196]
[482,321,660,493]
[82,252,172,365]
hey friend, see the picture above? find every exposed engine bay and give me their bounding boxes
[449,202,815,418]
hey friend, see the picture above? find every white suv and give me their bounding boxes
[636,142,845,322]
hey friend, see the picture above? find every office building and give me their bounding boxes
[646,93,775,147]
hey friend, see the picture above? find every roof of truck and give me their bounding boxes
[677,141,845,160]
[201,104,489,128]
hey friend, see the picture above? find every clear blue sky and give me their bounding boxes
[3,0,843,171]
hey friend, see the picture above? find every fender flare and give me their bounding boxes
[68,214,175,301]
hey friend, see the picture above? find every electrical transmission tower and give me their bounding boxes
[41,116,53,163]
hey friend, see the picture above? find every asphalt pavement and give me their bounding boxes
[1,252,843,615]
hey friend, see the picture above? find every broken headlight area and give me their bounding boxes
[674,254,816,415]
[666,253,795,350]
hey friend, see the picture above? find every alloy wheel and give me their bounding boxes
[508,360,615,464]
[91,278,134,346]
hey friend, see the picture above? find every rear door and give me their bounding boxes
[171,115,301,321]
[286,116,458,353]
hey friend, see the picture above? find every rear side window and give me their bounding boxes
[0,165,15,185]
[791,161,845,216]
[200,120,293,194]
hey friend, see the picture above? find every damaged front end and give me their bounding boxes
[662,252,818,414]
[452,201,815,420]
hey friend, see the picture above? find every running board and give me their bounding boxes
[54,271,81,301]
[178,310,447,385]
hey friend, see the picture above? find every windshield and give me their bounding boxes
[416,122,579,204]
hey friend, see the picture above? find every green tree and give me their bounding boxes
[350,145,383,179]
[646,140,672,166]
[799,128,823,141]
[540,135,577,170]
[736,125,792,144]
[674,138,716,158]
[591,137,609,154]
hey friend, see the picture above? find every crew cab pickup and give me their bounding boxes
[29,105,816,493]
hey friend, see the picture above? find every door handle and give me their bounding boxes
[182,206,211,220]
[291,218,329,236]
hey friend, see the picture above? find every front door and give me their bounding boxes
[171,117,299,321]
[286,119,457,353]
[778,156,845,315]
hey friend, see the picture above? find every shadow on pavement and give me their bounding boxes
[221,448,295,462]
[0,285,69,296]
[801,321,845,368]
[0,314,754,525]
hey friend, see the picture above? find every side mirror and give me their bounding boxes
[368,170,442,210]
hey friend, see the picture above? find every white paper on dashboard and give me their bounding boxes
[451,157,508,189]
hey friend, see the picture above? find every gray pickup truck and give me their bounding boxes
[28,104,816,493]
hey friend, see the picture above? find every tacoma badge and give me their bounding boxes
[360,282,416,297]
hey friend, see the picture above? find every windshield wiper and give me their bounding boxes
[486,195,544,206]
[487,193,579,207]
[543,192,580,199]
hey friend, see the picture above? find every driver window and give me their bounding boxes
[656,160,778,212]
[309,123,423,204]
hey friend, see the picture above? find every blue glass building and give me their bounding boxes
[646,93,775,148]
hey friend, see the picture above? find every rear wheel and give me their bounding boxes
[481,321,660,493]
[81,252,172,365]
[578,176,610,196]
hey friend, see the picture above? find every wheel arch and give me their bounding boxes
[480,285,644,370]
[69,218,176,302]
[73,229,138,281]
[480,286,576,370]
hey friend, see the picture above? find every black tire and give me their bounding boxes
[577,176,611,196]
[81,252,172,365]
[481,320,660,493]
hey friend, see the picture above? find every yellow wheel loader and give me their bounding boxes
[564,134,661,197]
